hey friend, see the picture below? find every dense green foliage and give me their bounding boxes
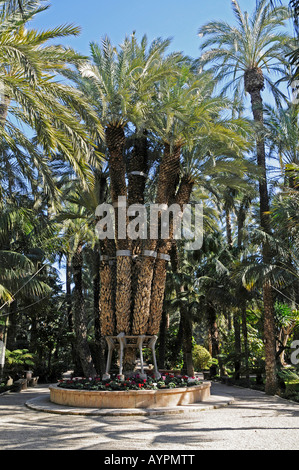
[0,0,298,400]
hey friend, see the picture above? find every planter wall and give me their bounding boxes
[49,381,211,409]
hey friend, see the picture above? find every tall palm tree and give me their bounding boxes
[198,0,291,394]
[132,70,206,336]
[75,35,183,345]
[147,98,253,338]
[56,203,98,378]
[0,1,102,184]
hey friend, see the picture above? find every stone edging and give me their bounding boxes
[26,392,234,416]
[49,382,211,409]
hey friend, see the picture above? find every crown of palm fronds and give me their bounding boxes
[198,0,292,106]
[76,33,185,131]
[0,1,104,187]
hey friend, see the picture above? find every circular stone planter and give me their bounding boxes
[49,382,211,409]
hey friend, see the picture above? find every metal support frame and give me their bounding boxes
[103,333,161,380]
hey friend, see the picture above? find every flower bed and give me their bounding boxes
[51,373,211,409]
[57,373,203,391]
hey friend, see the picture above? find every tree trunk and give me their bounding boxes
[207,302,221,377]
[99,238,116,336]
[0,95,10,127]
[225,208,233,248]
[128,129,148,319]
[180,286,194,377]
[170,315,184,368]
[72,243,97,378]
[148,175,194,335]
[263,280,277,395]
[132,142,181,335]
[66,254,81,375]
[6,301,17,351]
[105,124,132,336]
[241,301,250,385]
[245,67,277,395]
[158,309,168,369]
[93,245,105,375]
[233,309,242,380]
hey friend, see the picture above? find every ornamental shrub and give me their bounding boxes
[192,345,212,371]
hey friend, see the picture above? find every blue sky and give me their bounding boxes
[31,0,291,60]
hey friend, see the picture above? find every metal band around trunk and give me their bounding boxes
[129,171,148,178]
[143,250,157,258]
[158,253,171,261]
[116,250,131,257]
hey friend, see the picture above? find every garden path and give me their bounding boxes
[0,381,298,450]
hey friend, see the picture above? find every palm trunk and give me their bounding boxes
[0,95,10,127]
[72,243,97,378]
[99,238,116,336]
[180,285,194,377]
[158,309,168,369]
[132,142,181,335]
[93,244,105,375]
[245,67,277,395]
[105,124,132,335]
[148,175,194,335]
[225,208,233,248]
[207,302,220,377]
[233,309,241,380]
[128,129,148,322]
[66,254,81,375]
[263,280,277,393]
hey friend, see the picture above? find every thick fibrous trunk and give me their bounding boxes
[233,310,241,380]
[263,280,277,393]
[0,95,10,127]
[147,175,194,335]
[180,285,194,377]
[132,142,181,335]
[72,243,97,378]
[245,67,277,395]
[105,124,132,335]
[207,302,220,377]
[128,130,148,321]
[225,208,233,248]
[99,238,116,336]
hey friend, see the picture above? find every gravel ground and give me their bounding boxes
[0,382,298,451]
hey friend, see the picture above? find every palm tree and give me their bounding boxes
[0,1,102,184]
[198,0,291,394]
[132,70,207,336]
[147,97,253,338]
[77,36,176,337]
[55,203,98,378]
[71,35,184,355]
[265,103,299,187]
[0,196,54,357]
